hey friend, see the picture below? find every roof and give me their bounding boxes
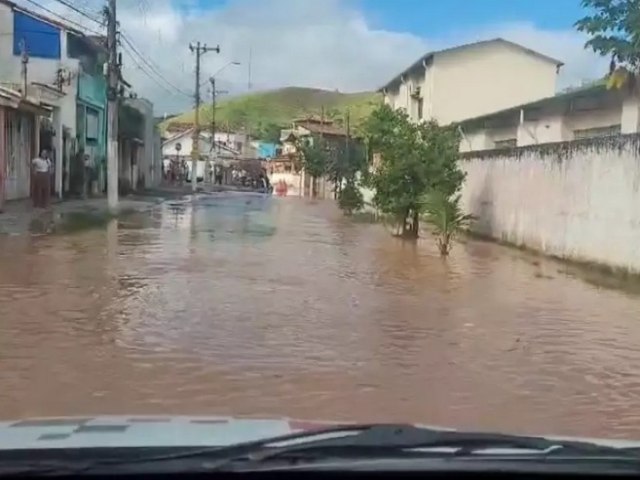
[458,82,611,127]
[379,38,565,92]
[294,119,347,136]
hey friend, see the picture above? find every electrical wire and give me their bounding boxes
[49,0,103,25]
[18,0,102,35]
[120,42,191,98]
[121,33,191,97]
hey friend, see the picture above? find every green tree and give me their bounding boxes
[422,191,473,256]
[363,104,464,239]
[256,122,283,143]
[298,136,329,198]
[575,0,640,89]
[337,180,364,215]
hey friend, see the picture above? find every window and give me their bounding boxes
[494,138,517,149]
[13,11,61,59]
[86,109,100,140]
[573,124,621,140]
[417,99,423,120]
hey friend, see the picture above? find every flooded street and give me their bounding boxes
[1,193,640,439]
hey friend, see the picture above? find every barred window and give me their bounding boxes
[573,124,621,140]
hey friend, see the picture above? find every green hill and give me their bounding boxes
[161,87,381,141]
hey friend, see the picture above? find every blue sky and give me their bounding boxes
[177,0,584,38]
[359,0,583,36]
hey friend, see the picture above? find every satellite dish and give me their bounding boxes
[175,142,182,153]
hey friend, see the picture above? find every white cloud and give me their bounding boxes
[15,0,609,115]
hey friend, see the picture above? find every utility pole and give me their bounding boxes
[19,40,28,97]
[106,0,119,212]
[189,41,220,192]
[209,77,228,184]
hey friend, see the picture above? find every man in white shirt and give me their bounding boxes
[31,150,51,208]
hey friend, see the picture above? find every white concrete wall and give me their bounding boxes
[432,42,558,124]
[463,98,633,151]
[517,114,571,146]
[565,107,622,134]
[269,172,302,197]
[460,134,640,272]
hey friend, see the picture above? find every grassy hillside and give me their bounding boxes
[161,87,381,140]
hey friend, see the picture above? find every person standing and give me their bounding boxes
[31,150,51,208]
[83,153,94,198]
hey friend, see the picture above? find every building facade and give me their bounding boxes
[0,86,50,208]
[380,38,563,125]
[457,83,640,152]
[0,0,107,199]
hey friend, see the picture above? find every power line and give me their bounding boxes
[120,33,190,97]
[120,42,190,98]
[19,0,102,36]
[49,0,102,25]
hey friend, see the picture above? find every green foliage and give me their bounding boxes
[161,87,382,137]
[575,0,640,88]
[254,122,283,143]
[422,191,473,256]
[362,104,465,239]
[327,140,367,187]
[338,180,364,215]
[298,137,329,180]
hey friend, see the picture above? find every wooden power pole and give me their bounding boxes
[189,41,219,192]
[106,0,119,212]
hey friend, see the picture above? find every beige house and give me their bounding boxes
[380,38,563,125]
[457,83,640,151]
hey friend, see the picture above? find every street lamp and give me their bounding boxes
[208,61,240,185]
[213,61,241,78]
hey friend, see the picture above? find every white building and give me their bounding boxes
[457,83,640,151]
[380,38,563,125]
[161,129,239,180]
[0,0,107,199]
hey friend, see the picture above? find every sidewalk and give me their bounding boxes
[0,193,168,236]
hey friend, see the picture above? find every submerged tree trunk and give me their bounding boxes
[411,210,419,238]
[400,208,419,239]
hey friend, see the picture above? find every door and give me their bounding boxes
[4,110,33,200]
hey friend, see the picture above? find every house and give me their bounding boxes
[122,97,161,189]
[275,117,352,198]
[380,38,563,125]
[0,0,108,199]
[251,141,279,160]
[457,82,640,151]
[161,128,240,181]
[0,86,50,209]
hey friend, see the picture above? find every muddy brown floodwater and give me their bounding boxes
[1,193,640,439]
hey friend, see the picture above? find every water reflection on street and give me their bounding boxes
[1,192,640,439]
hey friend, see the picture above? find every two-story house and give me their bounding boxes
[0,0,107,199]
[380,38,563,125]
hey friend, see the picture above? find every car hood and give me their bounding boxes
[0,416,639,451]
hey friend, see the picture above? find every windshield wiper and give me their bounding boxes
[2,424,638,475]
[200,424,640,468]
